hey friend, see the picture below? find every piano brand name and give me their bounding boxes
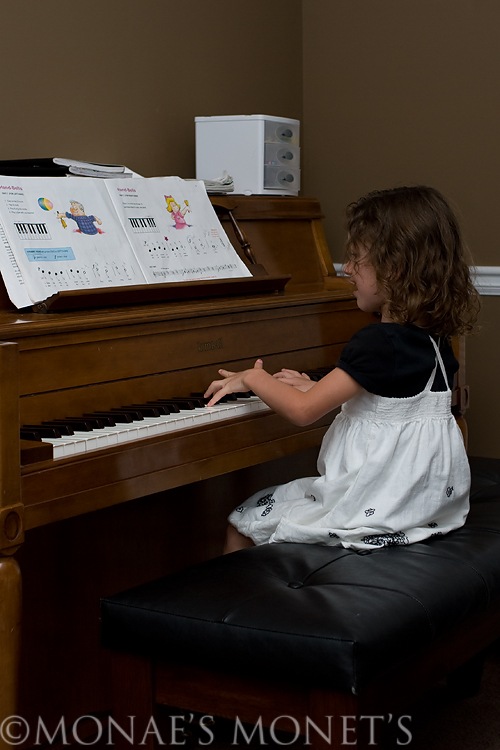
[197,337,224,352]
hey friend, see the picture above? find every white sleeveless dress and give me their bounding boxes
[229,338,470,550]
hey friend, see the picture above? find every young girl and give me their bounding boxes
[204,186,480,553]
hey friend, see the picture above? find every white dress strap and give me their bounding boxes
[425,336,449,392]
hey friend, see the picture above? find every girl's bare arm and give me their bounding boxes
[204,360,362,427]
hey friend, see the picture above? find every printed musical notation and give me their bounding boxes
[35,260,138,290]
[0,176,250,308]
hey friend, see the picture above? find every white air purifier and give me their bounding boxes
[195,114,300,196]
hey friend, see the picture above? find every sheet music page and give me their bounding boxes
[0,177,147,307]
[0,176,250,308]
[104,177,251,282]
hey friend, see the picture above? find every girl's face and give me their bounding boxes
[343,249,389,318]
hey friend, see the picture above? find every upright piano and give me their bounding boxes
[0,195,373,740]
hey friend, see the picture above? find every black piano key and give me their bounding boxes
[22,424,63,438]
[304,367,333,381]
[154,399,197,411]
[141,402,173,415]
[190,395,214,407]
[88,411,136,424]
[59,418,103,431]
[41,422,76,435]
[147,401,180,413]
[173,396,206,406]
[86,409,143,423]
[82,413,117,426]
[110,408,144,421]
[189,392,237,402]
[191,391,253,402]
[43,418,96,432]
[190,392,210,403]
[120,404,163,418]
[162,397,207,409]
[64,415,107,429]
[21,428,43,440]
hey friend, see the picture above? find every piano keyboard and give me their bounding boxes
[128,217,158,233]
[21,394,270,460]
[15,221,51,240]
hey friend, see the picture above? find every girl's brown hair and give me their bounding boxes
[345,186,480,337]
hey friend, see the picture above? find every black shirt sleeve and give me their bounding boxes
[337,325,396,395]
[336,323,458,398]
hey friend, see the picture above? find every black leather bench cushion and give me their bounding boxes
[101,469,500,694]
[470,455,500,499]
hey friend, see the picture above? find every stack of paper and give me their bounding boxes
[0,158,138,179]
[198,171,234,194]
[53,158,137,179]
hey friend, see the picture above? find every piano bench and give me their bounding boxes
[100,457,500,750]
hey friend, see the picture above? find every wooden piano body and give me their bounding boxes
[0,196,373,741]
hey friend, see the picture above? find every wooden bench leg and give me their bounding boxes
[305,689,404,750]
[308,688,361,749]
[108,651,156,750]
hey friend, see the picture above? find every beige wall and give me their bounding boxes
[302,0,500,457]
[1,0,302,176]
[1,0,498,456]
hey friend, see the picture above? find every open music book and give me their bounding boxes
[0,176,251,309]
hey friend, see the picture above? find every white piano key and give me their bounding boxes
[100,424,141,443]
[70,431,111,450]
[42,437,80,458]
[143,414,188,434]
